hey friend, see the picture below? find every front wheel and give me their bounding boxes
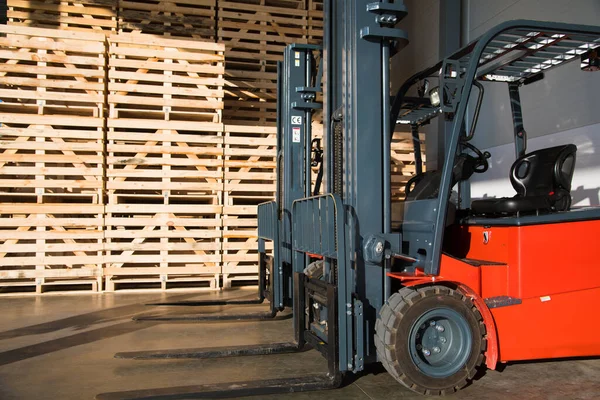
[375,285,487,395]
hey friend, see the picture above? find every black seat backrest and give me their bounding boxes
[510,144,577,198]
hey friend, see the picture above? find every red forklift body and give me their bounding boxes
[390,217,600,364]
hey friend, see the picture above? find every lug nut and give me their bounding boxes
[436,325,445,332]
[422,349,431,357]
[429,320,436,327]
[433,346,441,353]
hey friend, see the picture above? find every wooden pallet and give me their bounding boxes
[0,25,106,201]
[0,26,106,292]
[0,25,106,118]
[218,0,308,125]
[218,0,308,65]
[108,33,225,123]
[106,119,224,203]
[7,0,117,33]
[222,124,276,278]
[222,204,273,286]
[118,0,216,40]
[0,204,104,293]
[103,203,222,291]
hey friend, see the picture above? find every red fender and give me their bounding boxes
[388,273,499,370]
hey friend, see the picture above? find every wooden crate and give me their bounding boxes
[0,26,106,292]
[108,33,225,123]
[105,118,224,290]
[106,119,224,203]
[0,25,105,215]
[222,124,276,282]
[218,0,308,66]
[218,0,308,125]
[0,204,104,293]
[117,0,216,40]
[104,204,222,291]
[0,25,106,119]
[7,0,117,33]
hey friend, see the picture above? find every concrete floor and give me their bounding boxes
[0,289,598,400]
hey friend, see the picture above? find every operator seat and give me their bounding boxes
[470,144,577,216]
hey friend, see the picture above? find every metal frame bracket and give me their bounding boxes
[361,2,409,41]
[439,59,465,113]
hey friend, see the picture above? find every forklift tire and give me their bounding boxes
[375,285,486,395]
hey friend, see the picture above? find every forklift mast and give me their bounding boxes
[259,0,409,374]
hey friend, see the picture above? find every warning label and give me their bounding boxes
[292,127,301,143]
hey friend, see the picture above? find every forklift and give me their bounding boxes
[99,1,600,397]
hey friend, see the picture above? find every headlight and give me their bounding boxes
[429,87,440,107]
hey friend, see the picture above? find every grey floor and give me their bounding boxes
[0,289,598,400]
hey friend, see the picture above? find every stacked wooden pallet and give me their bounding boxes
[307,0,323,44]
[391,130,427,201]
[7,0,117,33]
[0,25,106,293]
[104,33,225,291]
[221,124,276,286]
[218,0,309,126]
[117,0,216,41]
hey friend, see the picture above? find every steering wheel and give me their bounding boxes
[460,141,491,174]
[405,142,490,200]
[404,171,441,199]
[405,173,424,197]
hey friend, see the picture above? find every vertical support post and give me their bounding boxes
[508,82,527,158]
[305,51,313,198]
[437,0,462,167]
[411,124,423,175]
[380,0,393,309]
[382,32,391,236]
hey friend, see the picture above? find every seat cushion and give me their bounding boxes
[471,195,552,215]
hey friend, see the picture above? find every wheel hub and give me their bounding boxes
[409,308,473,378]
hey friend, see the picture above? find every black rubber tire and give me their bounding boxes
[375,285,487,395]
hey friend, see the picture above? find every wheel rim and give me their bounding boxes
[408,307,473,378]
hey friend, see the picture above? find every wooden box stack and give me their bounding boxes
[117,0,216,41]
[218,0,308,126]
[0,25,106,293]
[7,0,117,33]
[104,33,225,291]
[391,130,427,201]
[218,0,308,285]
[221,124,276,287]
